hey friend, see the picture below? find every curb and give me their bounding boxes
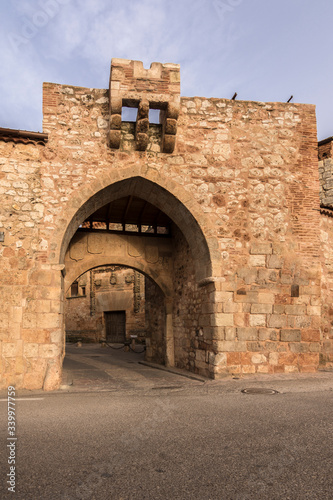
[138,361,208,382]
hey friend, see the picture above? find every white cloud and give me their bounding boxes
[0,0,333,138]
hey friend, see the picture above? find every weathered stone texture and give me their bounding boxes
[0,58,325,389]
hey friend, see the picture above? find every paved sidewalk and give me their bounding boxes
[1,342,332,397]
[60,343,205,393]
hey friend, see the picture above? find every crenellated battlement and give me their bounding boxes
[109,59,180,153]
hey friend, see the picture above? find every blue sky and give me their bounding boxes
[0,0,332,139]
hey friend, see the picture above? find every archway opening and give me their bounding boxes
[59,177,217,381]
[64,265,166,365]
[59,177,215,283]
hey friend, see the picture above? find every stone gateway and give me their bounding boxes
[0,58,332,390]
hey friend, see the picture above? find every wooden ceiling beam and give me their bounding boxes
[122,195,133,224]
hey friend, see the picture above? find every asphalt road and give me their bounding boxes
[1,346,333,500]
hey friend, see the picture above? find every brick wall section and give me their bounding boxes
[0,61,324,388]
[42,83,60,114]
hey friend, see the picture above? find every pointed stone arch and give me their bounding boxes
[64,254,173,298]
[53,171,221,283]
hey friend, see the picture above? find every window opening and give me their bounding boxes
[71,281,79,297]
[122,106,138,122]
[149,108,161,124]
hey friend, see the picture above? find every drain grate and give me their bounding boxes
[241,388,279,395]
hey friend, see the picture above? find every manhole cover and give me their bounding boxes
[241,388,279,395]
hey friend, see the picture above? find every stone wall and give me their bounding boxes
[144,277,165,364]
[319,158,333,206]
[0,58,324,389]
[172,225,205,374]
[318,139,333,368]
[320,213,333,368]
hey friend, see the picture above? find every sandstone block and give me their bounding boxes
[250,242,272,255]
[251,303,272,314]
[267,255,283,269]
[24,343,39,357]
[196,349,206,363]
[209,352,227,366]
[301,330,320,342]
[249,255,266,267]
[251,353,267,364]
[234,312,249,327]
[165,118,177,135]
[249,314,266,327]
[241,365,256,374]
[273,305,285,314]
[285,365,298,373]
[37,313,61,329]
[0,314,9,328]
[217,341,247,352]
[299,353,319,365]
[136,118,149,135]
[258,328,279,341]
[136,133,149,151]
[257,364,271,373]
[289,343,310,353]
[109,130,121,149]
[237,327,258,341]
[285,305,306,315]
[225,327,236,341]
[110,97,122,115]
[22,313,37,329]
[167,101,180,120]
[22,329,50,343]
[268,314,287,328]
[269,352,279,365]
[237,268,257,285]
[30,271,52,286]
[162,134,176,154]
[137,99,149,119]
[235,291,259,303]
[3,343,17,357]
[307,305,321,316]
[39,344,61,358]
[214,291,234,303]
[223,302,240,313]
[212,313,234,327]
[258,293,275,304]
[110,114,122,130]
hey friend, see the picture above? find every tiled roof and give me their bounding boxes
[0,127,48,145]
[320,205,333,217]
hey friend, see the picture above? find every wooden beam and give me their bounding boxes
[122,196,133,224]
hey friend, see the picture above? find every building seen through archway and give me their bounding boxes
[65,265,166,364]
